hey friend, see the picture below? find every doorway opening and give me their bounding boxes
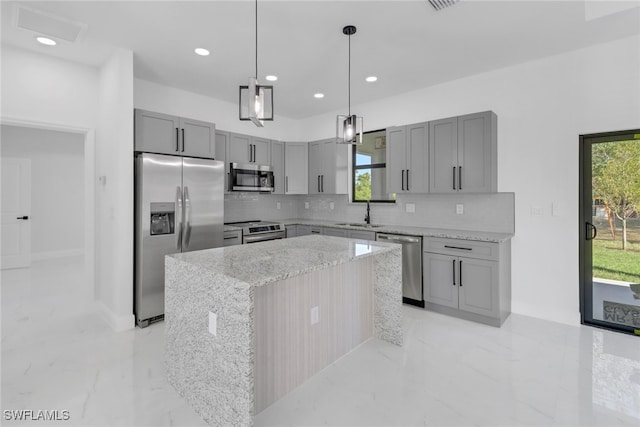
[579,130,640,335]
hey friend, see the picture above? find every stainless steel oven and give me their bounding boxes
[225,220,286,244]
[229,163,274,192]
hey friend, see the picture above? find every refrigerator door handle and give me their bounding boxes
[176,186,183,250]
[183,186,192,249]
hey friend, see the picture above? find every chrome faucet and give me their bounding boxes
[364,201,371,225]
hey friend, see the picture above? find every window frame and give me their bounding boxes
[351,128,395,204]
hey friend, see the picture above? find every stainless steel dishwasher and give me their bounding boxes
[376,233,424,307]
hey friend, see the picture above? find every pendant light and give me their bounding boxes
[336,25,363,145]
[239,0,273,127]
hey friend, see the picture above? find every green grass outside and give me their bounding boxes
[592,217,640,283]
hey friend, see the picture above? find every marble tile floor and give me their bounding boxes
[2,256,639,426]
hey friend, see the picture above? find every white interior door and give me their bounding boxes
[2,158,31,269]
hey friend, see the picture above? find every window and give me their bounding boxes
[352,129,395,203]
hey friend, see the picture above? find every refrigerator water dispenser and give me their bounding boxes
[150,202,175,235]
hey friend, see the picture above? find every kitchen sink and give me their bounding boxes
[336,223,383,228]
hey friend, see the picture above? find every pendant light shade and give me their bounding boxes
[336,25,363,144]
[239,0,274,126]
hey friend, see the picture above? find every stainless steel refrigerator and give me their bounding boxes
[134,153,224,327]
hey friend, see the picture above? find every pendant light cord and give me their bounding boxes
[255,0,258,79]
[348,32,351,116]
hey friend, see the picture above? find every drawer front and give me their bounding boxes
[424,237,498,261]
[223,230,242,246]
[348,230,376,241]
[310,226,323,235]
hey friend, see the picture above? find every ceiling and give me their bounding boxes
[2,1,639,119]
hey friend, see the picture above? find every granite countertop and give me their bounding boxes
[279,218,513,243]
[167,234,399,287]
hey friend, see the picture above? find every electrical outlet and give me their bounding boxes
[305,202,310,209]
[276,202,281,210]
[329,202,335,210]
[208,311,217,336]
[552,202,560,216]
[531,206,544,216]
[406,203,415,213]
[456,204,464,215]
[310,306,319,325]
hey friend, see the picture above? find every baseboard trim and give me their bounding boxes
[32,249,85,261]
[95,301,135,332]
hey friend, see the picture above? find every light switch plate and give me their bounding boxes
[406,203,415,213]
[208,311,217,336]
[305,202,310,209]
[456,204,464,215]
[310,306,319,325]
[329,202,335,210]
[276,202,281,210]
[531,206,544,216]
[552,202,560,216]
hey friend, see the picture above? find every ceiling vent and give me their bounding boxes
[428,0,460,12]
[13,4,87,43]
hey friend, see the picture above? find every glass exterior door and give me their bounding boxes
[580,131,640,334]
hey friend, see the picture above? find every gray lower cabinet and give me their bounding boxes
[347,230,376,240]
[423,237,510,326]
[322,227,347,238]
[223,230,242,246]
[134,109,215,159]
[285,225,297,238]
[296,225,311,236]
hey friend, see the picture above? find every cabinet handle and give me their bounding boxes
[458,166,462,190]
[252,144,256,162]
[401,170,405,191]
[175,128,179,152]
[285,176,288,193]
[321,175,324,192]
[181,128,185,152]
[317,175,320,193]
[249,144,253,162]
[459,260,463,287]
[406,170,410,191]
[444,245,472,251]
[452,167,456,190]
[452,259,456,286]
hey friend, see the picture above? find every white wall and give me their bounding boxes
[96,48,135,331]
[298,35,640,325]
[134,79,301,141]
[1,125,85,258]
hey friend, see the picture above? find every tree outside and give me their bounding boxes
[355,170,371,201]
[592,140,640,250]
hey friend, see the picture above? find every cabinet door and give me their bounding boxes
[285,225,297,238]
[458,257,499,318]
[424,252,458,309]
[252,137,271,165]
[386,126,406,193]
[458,112,494,193]
[429,117,458,193]
[223,230,242,246]
[180,117,215,158]
[297,225,311,236]
[308,141,322,194]
[323,227,348,238]
[271,141,285,195]
[285,142,308,194]
[134,109,181,155]
[215,131,230,193]
[228,133,252,163]
[319,139,336,194]
[406,122,428,193]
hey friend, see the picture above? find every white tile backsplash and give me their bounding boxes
[225,192,515,234]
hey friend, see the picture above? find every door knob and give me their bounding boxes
[16,216,29,220]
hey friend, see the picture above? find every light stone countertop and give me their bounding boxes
[167,234,399,288]
[280,218,513,242]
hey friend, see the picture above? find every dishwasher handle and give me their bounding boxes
[376,234,421,244]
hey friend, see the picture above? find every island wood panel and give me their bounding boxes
[254,257,374,413]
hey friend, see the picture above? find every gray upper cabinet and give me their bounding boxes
[271,140,285,195]
[429,111,497,193]
[134,109,215,158]
[386,122,428,194]
[285,142,308,195]
[215,131,230,193]
[228,133,271,165]
[308,138,348,195]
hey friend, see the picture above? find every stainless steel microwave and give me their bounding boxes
[229,163,274,192]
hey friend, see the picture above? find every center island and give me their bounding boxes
[165,235,403,426]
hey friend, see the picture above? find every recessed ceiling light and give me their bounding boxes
[365,76,378,82]
[36,36,56,46]
[194,48,210,56]
[314,93,325,99]
[265,75,278,81]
